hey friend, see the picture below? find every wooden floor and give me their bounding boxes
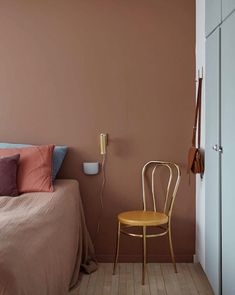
[70,263,214,295]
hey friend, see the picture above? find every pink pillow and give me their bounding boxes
[0,145,54,193]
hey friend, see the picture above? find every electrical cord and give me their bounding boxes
[99,153,106,210]
[94,153,106,246]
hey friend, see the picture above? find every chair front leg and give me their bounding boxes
[142,226,147,285]
[168,222,177,273]
[113,221,121,275]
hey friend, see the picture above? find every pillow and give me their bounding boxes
[0,143,68,181]
[51,146,68,180]
[0,145,54,193]
[0,154,20,196]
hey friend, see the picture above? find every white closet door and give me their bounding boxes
[221,11,235,295]
[205,28,221,295]
[206,0,221,36]
[222,0,235,20]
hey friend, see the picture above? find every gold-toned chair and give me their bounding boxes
[113,161,181,285]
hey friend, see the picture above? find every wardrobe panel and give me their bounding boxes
[222,0,235,20]
[205,28,221,295]
[206,0,221,36]
[221,12,235,295]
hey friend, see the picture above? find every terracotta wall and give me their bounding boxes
[0,0,195,262]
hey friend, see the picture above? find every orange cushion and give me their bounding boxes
[0,145,54,193]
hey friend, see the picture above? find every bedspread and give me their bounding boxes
[0,179,96,295]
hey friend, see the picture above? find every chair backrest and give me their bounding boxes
[141,161,181,217]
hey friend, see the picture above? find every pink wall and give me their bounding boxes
[0,0,195,262]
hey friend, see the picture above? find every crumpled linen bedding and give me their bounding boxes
[0,179,96,295]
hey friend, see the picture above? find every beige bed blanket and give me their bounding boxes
[0,179,96,295]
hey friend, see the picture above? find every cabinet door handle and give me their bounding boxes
[212,144,223,153]
[218,146,223,153]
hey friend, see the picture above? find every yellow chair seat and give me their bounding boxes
[118,210,168,226]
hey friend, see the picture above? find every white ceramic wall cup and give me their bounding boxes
[83,162,99,175]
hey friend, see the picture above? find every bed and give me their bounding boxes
[0,179,96,295]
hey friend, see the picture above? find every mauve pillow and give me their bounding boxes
[0,145,54,193]
[0,154,20,196]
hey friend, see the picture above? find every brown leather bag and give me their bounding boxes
[187,77,204,175]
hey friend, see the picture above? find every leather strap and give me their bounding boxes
[192,77,202,148]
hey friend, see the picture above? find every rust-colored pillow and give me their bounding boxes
[0,154,20,196]
[0,145,54,193]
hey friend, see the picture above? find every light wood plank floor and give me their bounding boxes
[70,263,214,295]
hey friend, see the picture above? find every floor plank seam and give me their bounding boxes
[160,263,168,295]
[187,264,201,295]
[84,274,90,295]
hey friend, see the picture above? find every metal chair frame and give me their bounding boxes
[113,160,181,284]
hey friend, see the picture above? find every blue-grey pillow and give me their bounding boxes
[0,143,68,182]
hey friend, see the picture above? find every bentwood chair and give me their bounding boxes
[113,161,181,285]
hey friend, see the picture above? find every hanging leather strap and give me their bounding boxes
[192,77,202,148]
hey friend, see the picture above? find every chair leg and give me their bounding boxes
[168,224,177,273]
[113,222,121,275]
[142,226,147,285]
